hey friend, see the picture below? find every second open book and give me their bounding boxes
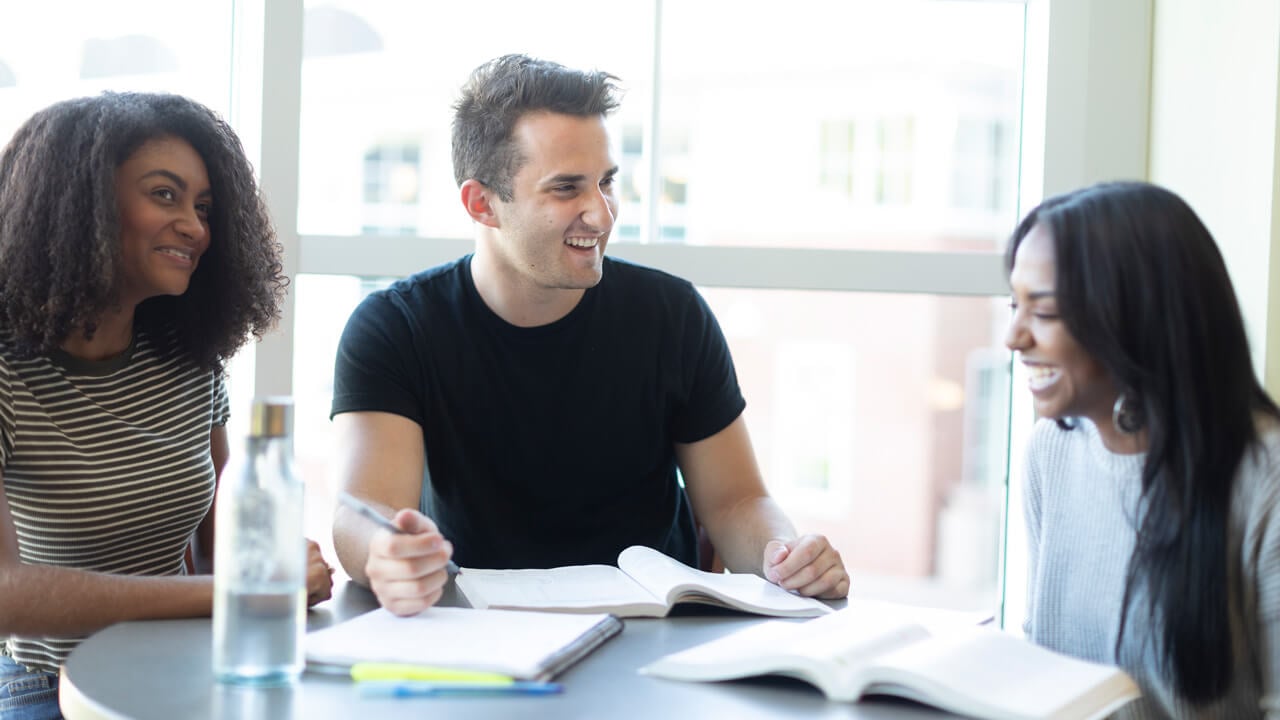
[456,545,831,618]
[641,600,1141,720]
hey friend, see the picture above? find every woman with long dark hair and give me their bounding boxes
[0,93,333,719]
[1006,180,1280,718]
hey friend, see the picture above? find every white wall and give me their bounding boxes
[1148,0,1280,395]
[1039,0,1152,198]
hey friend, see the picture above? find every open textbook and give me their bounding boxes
[641,600,1140,720]
[456,545,831,618]
[305,606,622,681]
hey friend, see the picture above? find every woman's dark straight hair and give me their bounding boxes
[1006,181,1280,703]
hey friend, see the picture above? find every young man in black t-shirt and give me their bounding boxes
[330,54,849,616]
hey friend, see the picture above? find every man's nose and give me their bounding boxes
[582,186,616,232]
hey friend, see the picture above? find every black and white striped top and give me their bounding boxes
[0,327,229,672]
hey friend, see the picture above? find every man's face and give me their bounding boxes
[487,111,619,292]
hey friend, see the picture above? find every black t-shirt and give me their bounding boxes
[331,255,746,569]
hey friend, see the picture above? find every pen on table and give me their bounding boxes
[350,662,514,684]
[357,680,563,698]
[337,491,406,535]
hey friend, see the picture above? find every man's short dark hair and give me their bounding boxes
[451,54,621,201]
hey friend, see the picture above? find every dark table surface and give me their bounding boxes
[60,576,960,720]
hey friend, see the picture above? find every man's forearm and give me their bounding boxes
[332,505,377,587]
[709,495,796,575]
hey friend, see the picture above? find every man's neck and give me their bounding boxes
[470,245,587,328]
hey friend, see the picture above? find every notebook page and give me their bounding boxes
[305,606,618,679]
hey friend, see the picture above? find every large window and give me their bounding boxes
[0,3,233,138]
[0,1,261,435]
[0,1,1158,628]
[291,0,1026,616]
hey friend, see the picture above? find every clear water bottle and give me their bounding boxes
[212,397,306,684]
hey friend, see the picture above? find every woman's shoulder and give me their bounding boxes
[1027,416,1086,451]
[1233,412,1280,503]
[1023,418,1077,477]
[0,329,49,377]
[1242,412,1280,469]
[1253,411,1280,444]
[1231,414,1280,545]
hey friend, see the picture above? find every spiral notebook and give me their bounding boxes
[306,606,622,681]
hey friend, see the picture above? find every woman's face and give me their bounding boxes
[113,135,211,308]
[1005,222,1117,429]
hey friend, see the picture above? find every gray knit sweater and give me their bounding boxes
[1021,417,1280,719]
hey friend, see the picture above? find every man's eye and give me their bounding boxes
[554,185,576,193]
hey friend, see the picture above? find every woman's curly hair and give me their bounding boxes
[0,91,285,373]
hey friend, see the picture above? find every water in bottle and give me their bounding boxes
[212,398,306,684]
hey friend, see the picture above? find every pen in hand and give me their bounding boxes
[337,491,406,535]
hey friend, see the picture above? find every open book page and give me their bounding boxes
[618,545,832,617]
[862,628,1140,720]
[640,605,931,698]
[305,606,621,680]
[456,563,668,616]
[643,605,1138,719]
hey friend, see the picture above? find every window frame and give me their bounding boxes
[238,0,1154,629]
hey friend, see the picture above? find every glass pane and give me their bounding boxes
[297,0,655,238]
[293,274,389,573]
[702,287,1010,613]
[294,274,1011,611]
[652,1,1025,252]
[0,2,234,142]
[295,1,1024,253]
[0,2,249,428]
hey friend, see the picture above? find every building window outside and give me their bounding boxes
[953,117,1013,213]
[875,116,916,206]
[361,142,421,236]
[819,119,857,198]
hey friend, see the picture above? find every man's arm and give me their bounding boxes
[331,411,452,616]
[677,414,849,599]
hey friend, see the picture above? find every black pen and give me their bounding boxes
[337,491,406,535]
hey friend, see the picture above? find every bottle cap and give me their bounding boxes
[249,397,293,438]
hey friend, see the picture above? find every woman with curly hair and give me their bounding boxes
[1006,181,1280,718]
[0,92,332,718]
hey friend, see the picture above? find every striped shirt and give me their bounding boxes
[0,327,229,672]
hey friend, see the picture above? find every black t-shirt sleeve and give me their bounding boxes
[670,287,747,443]
[330,291,424,425]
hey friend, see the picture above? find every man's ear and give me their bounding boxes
[460,179,500,228]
